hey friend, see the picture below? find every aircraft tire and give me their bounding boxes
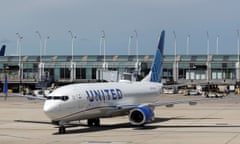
[59,126,66,134]
[87,118,100,127]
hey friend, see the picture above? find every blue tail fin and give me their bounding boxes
[150,30,165,82]
[141,30,165,83]
[0,45,6,56]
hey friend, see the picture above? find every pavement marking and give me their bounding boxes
[81,141,129,144]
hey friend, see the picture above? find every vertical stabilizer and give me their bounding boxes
[141,30,165,83]
[0,45,6,56]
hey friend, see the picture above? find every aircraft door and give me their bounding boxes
[75,93,87,110]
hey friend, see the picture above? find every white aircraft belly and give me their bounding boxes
[56,104,121,122]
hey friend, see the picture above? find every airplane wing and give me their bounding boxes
[116,96,239,111]
[151,96,239,107]
[116,94,229,109]
[3,68,46,100]
[152,98,204,107]
[111,98,208,115]
[9,93,47,100]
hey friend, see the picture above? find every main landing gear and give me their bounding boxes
[87,118,100,127]
[59,126,66,134]
[57,118,100,134]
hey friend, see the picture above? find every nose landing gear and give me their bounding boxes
[57,121,66,134]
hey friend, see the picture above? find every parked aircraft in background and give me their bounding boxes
[0,45,6,56]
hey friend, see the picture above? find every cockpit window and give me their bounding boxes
[46,96,69,101]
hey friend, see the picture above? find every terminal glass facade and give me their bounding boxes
[0,54,239,91]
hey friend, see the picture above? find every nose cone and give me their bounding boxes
[43,101,60,120]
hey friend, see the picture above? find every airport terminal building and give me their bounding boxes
[0,54,239,91]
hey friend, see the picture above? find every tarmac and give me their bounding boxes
[1,94,240,144]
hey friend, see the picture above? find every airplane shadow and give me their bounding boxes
[52,117,239,135]
[15,117,239,135]
[14,120,52,125]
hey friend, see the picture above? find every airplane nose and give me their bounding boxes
[43,101,60,120]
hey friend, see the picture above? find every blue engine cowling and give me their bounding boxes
[129,106,155,126]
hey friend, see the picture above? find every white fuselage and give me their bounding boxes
[43,81,162,123]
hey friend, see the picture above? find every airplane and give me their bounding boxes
[41,30,165,134]
[0,45,6,56]
[13,30,221,134]
[41,30,200,134]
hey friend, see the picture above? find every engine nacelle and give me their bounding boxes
[129,106,155,126]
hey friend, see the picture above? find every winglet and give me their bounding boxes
[141,30,165,83]
[0,45,6,56]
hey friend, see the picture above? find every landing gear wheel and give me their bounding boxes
[59,126,66,134]
[87,118,100,127]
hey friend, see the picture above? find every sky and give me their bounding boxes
[0,0,240,56]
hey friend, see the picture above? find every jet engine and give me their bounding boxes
[129,106,155,126]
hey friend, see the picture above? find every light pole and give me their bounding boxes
[44,36,50,56]
[206,31,210,82]
[16,33,23,91]
[36,31,42,62]
[173,31,177,82]
[237,30,240,65]
[206,31,210,55]
[16,33,23,65]
[99,33,103,56]
[134,30,139,64]
[128,35,133,56]
[101,30,107,69]
[173,31,177,58]
[186,35,190,55]
[68,30,77,81]
[133,30,140,76]
[36,31,44,81]
[237,30,240,81]
[216,35,219,55]
[68,30,77,62]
